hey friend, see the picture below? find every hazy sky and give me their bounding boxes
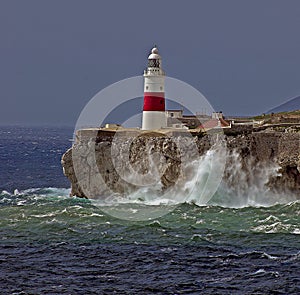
[1,0,300,126]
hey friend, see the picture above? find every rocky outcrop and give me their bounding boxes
[61,128,300,199]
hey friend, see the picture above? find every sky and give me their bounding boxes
[1,0,300,126]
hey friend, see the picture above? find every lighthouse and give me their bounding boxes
[142,46,166,130]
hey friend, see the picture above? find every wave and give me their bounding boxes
[1,185,299,211]
[0,187,71,207]
[1,187,70,197]
[0,187,299,235]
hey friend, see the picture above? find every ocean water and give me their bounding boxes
[0,126,299,294]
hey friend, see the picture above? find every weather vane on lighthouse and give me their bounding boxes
[142,46,166,130]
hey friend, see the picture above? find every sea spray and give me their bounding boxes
[211,150,298,207]
[185,142,227,205]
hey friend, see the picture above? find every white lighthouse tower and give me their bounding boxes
[142,46,166,130]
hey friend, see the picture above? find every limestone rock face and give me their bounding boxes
[225,133,300,194]
[61,129,300,199]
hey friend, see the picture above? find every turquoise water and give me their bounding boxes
[0,188,299,294]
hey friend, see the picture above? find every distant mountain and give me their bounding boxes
[267,95,300,114]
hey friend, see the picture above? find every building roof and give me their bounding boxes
[199,118,230,129]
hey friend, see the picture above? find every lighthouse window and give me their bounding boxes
[146,86,149,90]
[148,59,160,68]
[160,86,163,90]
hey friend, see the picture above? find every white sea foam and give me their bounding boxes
[251,222,292,233]
[24,187,71,198]
[89,213,104,217]
[252,269,266,275]
[262,252,280,260]
[207,150,298,208]
[31,212,58,218]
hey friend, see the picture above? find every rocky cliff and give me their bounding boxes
[61,128,300,200]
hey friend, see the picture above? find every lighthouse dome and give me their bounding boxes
[148,46,161,59]
[151,47,159,54]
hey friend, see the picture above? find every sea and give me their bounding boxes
[0,126,299,294]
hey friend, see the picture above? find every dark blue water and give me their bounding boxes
[0,126,72,191]
[0,126,299,294]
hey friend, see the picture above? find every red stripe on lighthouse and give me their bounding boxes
[143,92,165,111]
